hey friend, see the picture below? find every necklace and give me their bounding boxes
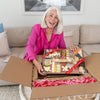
[46,28,53,42]
[46,28,53,34]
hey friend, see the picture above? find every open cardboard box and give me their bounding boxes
[0,54,100,100]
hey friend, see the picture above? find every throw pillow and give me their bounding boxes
[64,31,73,48]
[0,31,11,56]
[0,23,4,33]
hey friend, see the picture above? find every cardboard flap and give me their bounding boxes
[31,83,100,99]
[86,53,100,81]
[0,56,33,87]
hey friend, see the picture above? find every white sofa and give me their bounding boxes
[0,25,100,86]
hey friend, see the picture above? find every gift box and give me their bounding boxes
[43,48,85,74]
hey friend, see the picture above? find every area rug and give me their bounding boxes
[0,85,20,100]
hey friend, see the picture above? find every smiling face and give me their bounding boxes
[45,9,59,29]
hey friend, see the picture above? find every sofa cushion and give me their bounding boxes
[80,25,100,44]
[5,27,32,47]
[64,36,73,48]
[0,47,26,86]
[10,47,26,58]
[5,26,79,47]
[80,44,100,56]
[63,25,80,46]
[0,31,11,56]
[0,47,26,73]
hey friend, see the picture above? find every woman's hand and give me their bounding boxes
[33,59,45,75]
[70,45,78,51]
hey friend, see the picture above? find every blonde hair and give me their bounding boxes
[41,7,63,34]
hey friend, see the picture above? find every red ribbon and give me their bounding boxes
[43,49,64,58]
[65,57,85,74]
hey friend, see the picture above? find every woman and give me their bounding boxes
[24,7,77,75]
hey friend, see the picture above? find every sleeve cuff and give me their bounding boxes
[29,56,37,62]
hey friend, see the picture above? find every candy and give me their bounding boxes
[43,49,85,74]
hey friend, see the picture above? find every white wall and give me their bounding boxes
[0,0,100,27]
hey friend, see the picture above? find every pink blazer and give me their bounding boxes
[24,24,66,62]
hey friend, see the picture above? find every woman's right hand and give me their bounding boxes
[32,59,45,75]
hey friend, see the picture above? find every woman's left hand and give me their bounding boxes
[70,45,78,51]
